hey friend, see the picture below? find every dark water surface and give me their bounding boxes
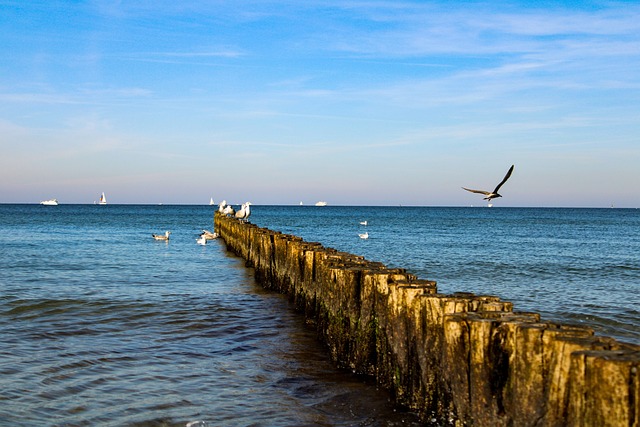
[1,204,638,426]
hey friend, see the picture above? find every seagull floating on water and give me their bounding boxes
[360,220,367,226]
[200,230,219,240]
[152,231,171,241]
[462,165,514,201]
[359,232,369,239]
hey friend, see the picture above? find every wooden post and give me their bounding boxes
[214,212,640,425]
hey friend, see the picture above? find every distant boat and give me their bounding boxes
[40,199,58,206]
[315,201,327,207]
[209,198,215,206]
[98,192,107,205]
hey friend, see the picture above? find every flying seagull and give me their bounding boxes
[462,165,514,201]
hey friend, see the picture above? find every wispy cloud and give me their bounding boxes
[310,2,640,57]
[0,86,153,106]
[152,50,245,58]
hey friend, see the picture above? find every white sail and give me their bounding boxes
[99,192,107,205]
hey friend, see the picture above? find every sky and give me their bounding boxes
[1,0,639,207]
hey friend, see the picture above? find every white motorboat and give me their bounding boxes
[40,199,58,206]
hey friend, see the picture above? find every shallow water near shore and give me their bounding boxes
[1,204,638,426]
[0,204,424,427]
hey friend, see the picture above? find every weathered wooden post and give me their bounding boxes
[214,212,640,426]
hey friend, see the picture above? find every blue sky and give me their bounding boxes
[1,1,639,207]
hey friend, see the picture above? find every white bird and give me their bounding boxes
[152,231,171,241]
[235,202,252,222]
[218,200,228,213]
[462,165,514,201]
[360,220,367,226]
[223,204,235,216]
[200,230,219,240]
[196,234,207,245]
[359,232,369,239]
[235,203,246,220]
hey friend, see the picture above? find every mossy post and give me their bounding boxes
[214,212,640,426]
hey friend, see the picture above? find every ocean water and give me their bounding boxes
[0,204,422,427]
[1,204,638,426]
[251,205,640,345]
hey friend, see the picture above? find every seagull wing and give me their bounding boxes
[493,165,514,193]
[462,187,491,195]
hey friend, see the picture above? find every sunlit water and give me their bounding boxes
[1,204,638,426]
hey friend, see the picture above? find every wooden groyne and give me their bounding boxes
[214,212,639,426]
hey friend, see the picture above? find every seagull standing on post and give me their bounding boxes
[462,165,514,201]
[243,202,251,222]
[235,203,246,220]
[223,204,235,216]
[235,202,252,222]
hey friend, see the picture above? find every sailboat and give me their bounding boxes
[98,192,107,205]
[209,197,215,206]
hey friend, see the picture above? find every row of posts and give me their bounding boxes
[215,212,639,426]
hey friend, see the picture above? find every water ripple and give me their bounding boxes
[3,204,637,425]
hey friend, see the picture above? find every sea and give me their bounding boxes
[1,204,638,426]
